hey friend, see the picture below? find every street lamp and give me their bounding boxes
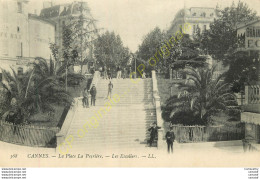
[65,60,69,92]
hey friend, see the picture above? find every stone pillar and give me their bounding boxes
[245,85,249,104]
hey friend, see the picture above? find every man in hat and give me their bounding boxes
[148,122,161,147]
[90,84,97,106]
[165,127,175,153]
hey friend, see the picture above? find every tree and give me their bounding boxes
[162,66,239,125]
[0,57,83,124]
[164,34,207,72]
[200,1,257,61]
[94,31,130,69]
[197,2,258,91]
[64,2,99,74]
[136,27,166,74]
[225,51,259,92]
[136,27,207,78]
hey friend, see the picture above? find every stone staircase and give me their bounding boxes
[65,78,157,151]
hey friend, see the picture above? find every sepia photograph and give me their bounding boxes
[0,0,259,168]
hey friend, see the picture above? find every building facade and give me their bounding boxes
[0,0,55,74]
[39,1,99,73]
[237,19,260,152]
[169,7,219,37]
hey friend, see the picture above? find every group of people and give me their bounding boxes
[148,122,175,154]
[82,79,114,108]
[100,66,130,79]
[82,84,97,108]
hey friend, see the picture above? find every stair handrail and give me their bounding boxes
[56,98,79,149]
[152,70,164,149]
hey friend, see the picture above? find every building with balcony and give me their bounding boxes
[0,0,55,75]
[237,19,260,152]
[168,7,228,80]
[168,7,219,37]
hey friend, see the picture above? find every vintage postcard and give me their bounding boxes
[0,0,260,167]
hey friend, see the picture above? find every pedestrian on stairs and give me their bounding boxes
[90,84,97,106]
[82,88,89,108]
[148,122,161,147]
[107,67,112,80]
[122,67,126,79]
[165,127,175,153]
[116,66,121,79]
[107,81,113,99]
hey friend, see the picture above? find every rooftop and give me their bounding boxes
[40,2,90,19]
[236,17,260,29]
[28,14,56,26]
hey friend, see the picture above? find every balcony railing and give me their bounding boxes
[244,82,260,113]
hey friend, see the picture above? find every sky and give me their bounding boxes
[28,0,260,52]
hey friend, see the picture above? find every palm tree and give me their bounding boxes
[29,57,84,115]
[163,66,239,125]
[0,68,34,124]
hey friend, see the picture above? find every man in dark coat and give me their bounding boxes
[165,127,175,153]
[148,122,161,147]
[90,84,97,106]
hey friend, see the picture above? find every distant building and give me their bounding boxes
[237,18,260,152]
[0,0,55,74]
[39,1,99,73]
[28,14,55,59]
[168,7,228,80]
[169,7,219,37]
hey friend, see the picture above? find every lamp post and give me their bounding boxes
[134,55,136,79]
[65,60,69,92]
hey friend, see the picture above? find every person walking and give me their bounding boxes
[148,122,161,147]
[90,84,97,106]
[116,66,121,79]
[128,67,132,78]
[107,81,113,99]
[82,88,89,108]
[165,127,175,153]
[107,67,112,80]
[122,67,126,79]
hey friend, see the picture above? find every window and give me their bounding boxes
[201,12,206,17]
[17,2,22,13]
[192,13,196,16]
[17,67,23,76]
[0,73,2,82]
[246,27,260,37]
[17,26,20,32]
